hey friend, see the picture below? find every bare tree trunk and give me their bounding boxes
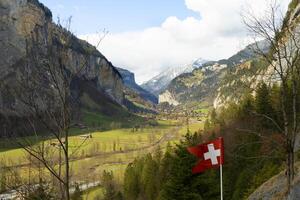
[291,76,297,181]
[58,145,64,200]
[287,138,295,192]
[28,154,31,186]
[281,81,293,190]
[65,129,70,200]
[242,1,300,192]
[0,16,107,199]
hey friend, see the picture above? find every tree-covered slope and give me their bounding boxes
[159,40,269,106]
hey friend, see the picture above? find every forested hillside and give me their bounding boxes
[114,1,300,199]
[158,40,269,106]
[1,0,300,199]
[115,84,285,200]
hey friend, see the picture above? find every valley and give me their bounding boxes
[1,0,300,199]
[0,115,205,199]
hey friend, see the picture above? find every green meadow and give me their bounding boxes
[0,118,204,188]
[82,187,104,200]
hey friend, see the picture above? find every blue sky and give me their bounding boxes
[39,0,199,34]
[39,0,290,83]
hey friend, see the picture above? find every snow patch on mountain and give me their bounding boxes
[141,58,208,96]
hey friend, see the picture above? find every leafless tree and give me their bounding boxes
[242,0,300,191]
[1,17,107,199]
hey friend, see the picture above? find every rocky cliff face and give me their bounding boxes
[117,67,158,104]
[213,58,273,108]
[0,0,124,116]
[158,40,269,106]
[214,1,300,109]
[158,90,179,106]
[248,163,300,200]
[158,65,224,104]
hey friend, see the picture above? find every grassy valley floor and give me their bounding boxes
[0,117,204,197]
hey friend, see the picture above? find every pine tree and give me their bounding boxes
[158,134,206,200]
[159,144,173,181]
[255,82,275,128]
[269,83,282,126]
[124,162,140,200]
[154,146,163,164]
[210,108,218,126]
[239,94,254,119]
[0,167,6,192]
[204,119,211,131]
[102,171,121,200]
[141,154,159,200]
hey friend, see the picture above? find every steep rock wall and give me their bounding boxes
[0,0,124,116]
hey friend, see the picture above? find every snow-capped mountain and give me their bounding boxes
[158,40,270,106]
[141,58,208,96]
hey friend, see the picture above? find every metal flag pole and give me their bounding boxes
[220,163,223,200]
[220,136,224,200]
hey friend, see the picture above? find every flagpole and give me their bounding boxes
[220,163,223,200]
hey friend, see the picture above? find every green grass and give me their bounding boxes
[0,124,170,165]
[82,110,115,128]
[194,108,209,114]
[0,109,144,152]
[178,122,203,135]
[81,109,144,130]
[0,119,178,172]
[0,118,204,195]
[82,186,104,200]
[68,128,166,157]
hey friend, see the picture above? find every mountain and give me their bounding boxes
[116,68,158,104]
[248,163,300,200]
[158,40,270,106]
[141,58,207,96]
[0,0,132,135]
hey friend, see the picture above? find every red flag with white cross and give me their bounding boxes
[187,137,224,174]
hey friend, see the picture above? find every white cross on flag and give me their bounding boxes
[187,137,224,174]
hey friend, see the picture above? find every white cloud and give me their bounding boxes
[56,4,64,9]
[79,0,290,84]
[73,6,80,12]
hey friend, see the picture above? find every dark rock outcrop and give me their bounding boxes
[0,0,124,108]
[0,0,125,135]
[117,67,158,104]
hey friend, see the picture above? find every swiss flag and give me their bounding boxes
[187,137,224,174]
